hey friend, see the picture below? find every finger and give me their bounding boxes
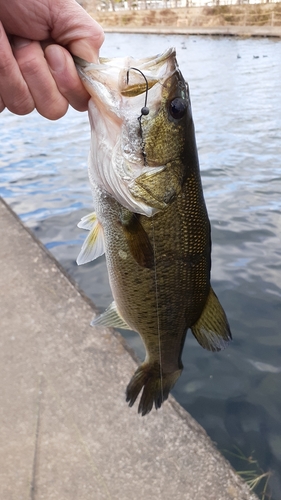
[0,96,5,113]
[45,44,89,112]
[0,22,35,115]
[13,37,69,120]
[50,0,104,63]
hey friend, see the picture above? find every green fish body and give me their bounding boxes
[76,49,231,415]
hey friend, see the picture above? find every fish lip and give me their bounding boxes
[74,47,176,71]
[74,47,177,94]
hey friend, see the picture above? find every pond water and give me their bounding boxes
[1,33,281,499]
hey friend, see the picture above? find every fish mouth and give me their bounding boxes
[74,48,178,125]
[74,48,176,97]
[75,49,182,217]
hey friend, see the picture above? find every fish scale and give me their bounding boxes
[75,48,232,415]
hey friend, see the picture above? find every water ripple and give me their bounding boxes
[1,33,281,499]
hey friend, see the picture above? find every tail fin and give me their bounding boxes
[126,362,182,416]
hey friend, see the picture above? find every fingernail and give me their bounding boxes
[45,45,66,73]
[13,36,32,49]
[70,40,99,64]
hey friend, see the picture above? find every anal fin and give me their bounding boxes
[91,301,131,330]
[191,287,232,352]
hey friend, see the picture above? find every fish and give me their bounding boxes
[75,48,232,416]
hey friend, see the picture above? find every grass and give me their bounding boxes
[224,446,272,500]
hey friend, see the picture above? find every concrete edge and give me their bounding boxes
[102,25,281,37]
[0,197,141,366]
[0,198,257,500]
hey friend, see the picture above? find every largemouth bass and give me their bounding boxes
[75,49,231,416]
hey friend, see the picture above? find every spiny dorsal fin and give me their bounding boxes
[91,301,131,330]
[191,287,232,352]
[76,213,105,265]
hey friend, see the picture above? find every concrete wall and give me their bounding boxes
[91,3,281,29]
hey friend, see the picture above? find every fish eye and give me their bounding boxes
[169,97,187,120]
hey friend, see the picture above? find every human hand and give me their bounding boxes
[0,0,104,119]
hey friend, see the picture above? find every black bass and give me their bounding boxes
[75,49,231,416]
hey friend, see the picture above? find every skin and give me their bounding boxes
[0,0,104,119]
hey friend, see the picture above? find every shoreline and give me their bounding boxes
[0,197,259,500]
[103,24,281,37]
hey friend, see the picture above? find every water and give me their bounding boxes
[1,34,281,498]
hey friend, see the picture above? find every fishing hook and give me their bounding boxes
[126,67,150,117]
[126,67,150,166]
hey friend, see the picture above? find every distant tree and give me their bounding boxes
[76,0,99,12]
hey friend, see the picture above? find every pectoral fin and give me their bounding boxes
[76,212,105,265]
[191,287,232,352]
[91,301,131,330]
[121,213,154,269]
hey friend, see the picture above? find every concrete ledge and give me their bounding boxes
[0,197,258,500]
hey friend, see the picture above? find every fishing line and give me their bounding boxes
[151,219,164,408]
[126,67,150,115]
[127,66,164,408]
[126,67,150,167]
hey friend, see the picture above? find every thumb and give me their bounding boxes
[67,35,103,64]
[50,0,104,63]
